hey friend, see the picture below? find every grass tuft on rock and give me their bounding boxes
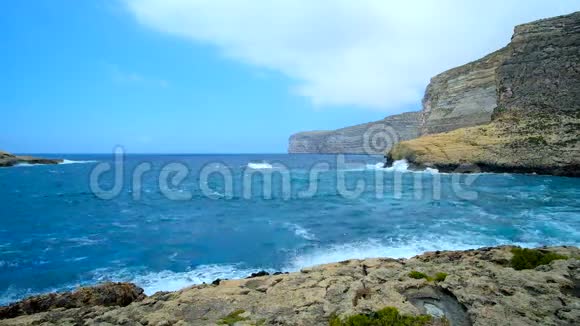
[329,307,434,326]
[408,271,430,280]
[408,271,448,282]
[433,272,448,282]
[510,248,568,270]
[218,309,248,325]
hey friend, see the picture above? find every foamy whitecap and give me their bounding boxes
[358,159,411,172]
[284,237,510,271]
[247,162,273,169]
[284,223,317,241]
[60,159,98,165]
[13,163,35,167]
[383,159,410,172]
[373,160,441,174]
[94,264,275,295]
[14,159,97,167]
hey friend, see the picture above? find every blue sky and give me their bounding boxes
[1,1,578,153]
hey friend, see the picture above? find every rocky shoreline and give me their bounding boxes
[1,246,578,325]
[0,151,62,167]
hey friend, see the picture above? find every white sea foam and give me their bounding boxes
[60,159,98,165]
[284,223,317,241]
[13,163,35,167]
[13,159,97,167]
[247,162,273,169]
[346,160,411,172]
[94,264,275,295]
[284,237,500,271]
[382,159,411,172]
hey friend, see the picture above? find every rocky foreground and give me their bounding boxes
[1,246,578,325]
[0,151,62,167]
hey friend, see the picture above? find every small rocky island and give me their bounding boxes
[0,246,578,325]
[0,151,62,167]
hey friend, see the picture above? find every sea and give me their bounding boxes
[0,154,579,305]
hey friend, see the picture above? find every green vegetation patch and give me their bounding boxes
[433,272,448,282]
[510,248,568,270]
[408,271,430,280]
[218,309,249,325]
[329,307,436,326]
[408,271,448,282]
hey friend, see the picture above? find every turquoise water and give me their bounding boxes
[0,154,579,305]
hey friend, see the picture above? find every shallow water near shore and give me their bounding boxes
[0,154,579,305]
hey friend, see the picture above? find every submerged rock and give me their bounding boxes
[0,246,578,325]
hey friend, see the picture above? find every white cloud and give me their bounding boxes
[124,0,579,112]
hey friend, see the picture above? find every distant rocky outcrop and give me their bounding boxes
[390,12,580,176]
[0,151,62,167]
[1,246,578,325]
[288,112,421,154]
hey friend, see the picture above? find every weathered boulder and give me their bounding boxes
[1,246,578,325]
[0,282,145,320]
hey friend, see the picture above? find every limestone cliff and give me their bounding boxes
[0,151,62,167]
[420,48,509,135]
[288,31,510,154]
[288,112,421,154]
[1,246,578,325]
[390,12,580,176]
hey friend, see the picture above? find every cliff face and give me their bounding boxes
[291,12,580,165]
[288,32,510,154]
[420,48,509,135]
[288,112,421,154]
[390,12,580,176]
[2,246,578,325]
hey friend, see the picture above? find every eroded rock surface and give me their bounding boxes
[1,246,578,325]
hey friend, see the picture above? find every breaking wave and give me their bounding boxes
[247,162,273,169]
[283,223,317,241]
[60,159,98,165]
[91,264,276,295]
